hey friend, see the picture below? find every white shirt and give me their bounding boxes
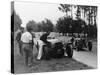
[21,31,32,43]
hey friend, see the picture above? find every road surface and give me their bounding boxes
[73,41,97,68]
[59,36,97,68]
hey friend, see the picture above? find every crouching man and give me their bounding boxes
[21,25,34,66]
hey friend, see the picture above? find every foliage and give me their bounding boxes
[26,19,54,32]
[11,10,22,32]
[58,4,97,37]
[56,17,73,34]
[26,20,38,32]
[56,17,87,34]
[42,19,54,32]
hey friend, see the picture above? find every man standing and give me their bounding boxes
[21,25,34,66]
[16,28,24,55]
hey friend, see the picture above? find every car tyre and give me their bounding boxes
[42,45,51,60]
[65,44,73,58]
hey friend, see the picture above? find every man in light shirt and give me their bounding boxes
[21,31,33,43]
[21,25,34,66]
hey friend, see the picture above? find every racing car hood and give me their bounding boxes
[48,39,61,44]
[34,38,61,46]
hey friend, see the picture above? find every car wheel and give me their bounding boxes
[56,48,64,58]
[65,44,73,58]
[42,45,51,60]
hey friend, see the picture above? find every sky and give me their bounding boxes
[14,1,66,27]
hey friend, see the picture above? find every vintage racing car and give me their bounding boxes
[34,37,73,60]
[73,37,92,51]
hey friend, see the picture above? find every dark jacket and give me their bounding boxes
[40,33,48,42]
[16,31,22,42]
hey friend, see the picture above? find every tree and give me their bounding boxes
[45,19,54,32]
[56,17,73,35]
[58,4,72,18]
[82,6,97,37]
[26,20,38,32]
[58,4,97,37]
[40,19,54,32]
[11,9,22,32]
[37,22,43,32]
[14,11,22,32]
[76,5,81,19]
[72,19,87,34]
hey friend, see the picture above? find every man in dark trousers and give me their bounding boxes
[40,31,51,60]
[16,28,24,55]
[21,25,34,66]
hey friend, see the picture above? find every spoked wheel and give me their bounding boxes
[65,44,73,58]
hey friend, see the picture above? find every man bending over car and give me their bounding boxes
[40,31,51,47]
[36,32,51,60]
